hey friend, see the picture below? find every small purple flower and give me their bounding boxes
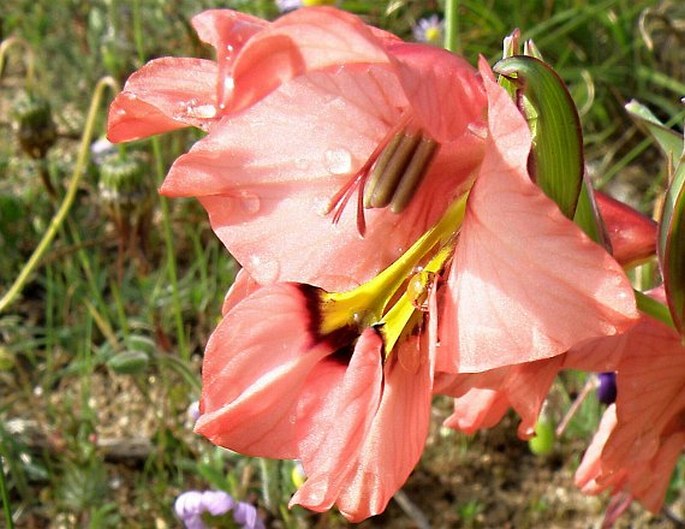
[412,15,444,45]
[275,0,302,12]
[233,501,265,529]
[187,400,201,423]
[597,372,617,405]
[90,136,117,165]
[174,490,263,529]
[275,0,340,13]
[202,490,235,516]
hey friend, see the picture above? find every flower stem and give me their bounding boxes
[0,446,14,529]
[444,0,460,54]
[0,76,119,314]
[634,289,675,329]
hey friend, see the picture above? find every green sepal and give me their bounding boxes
[573,176,610,248]
[625,99,683,164]
[659,149,685,335]
[494,56,584,220]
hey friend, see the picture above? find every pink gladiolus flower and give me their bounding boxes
[104,7,648,522]
[574,289,685,513]
[108,7,638,373]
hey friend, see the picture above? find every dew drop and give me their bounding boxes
[188,104,217,119]
[236,190,261,215]
[295,158,311,171]
[249,254,280,283]
[324,148,353,175]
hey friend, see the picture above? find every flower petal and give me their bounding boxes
[191,9,267,55]
[191,9,269,109]
[195,283,331,458]
[437,356,562,438]
[388,42,487,143]
[107,58,218,143]
[290,328,383,512]
[596,191,657,267]
[227,7,391,113]
[335,336,434,522]
[221,269,260,315]
[438,59,638,373]
[573,292,685,512]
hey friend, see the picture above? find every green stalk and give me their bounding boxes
[0,76,119,314]
[444,0,460,53]
[634,290,675,329]
[132,0,189,361]
[0,445,14,529]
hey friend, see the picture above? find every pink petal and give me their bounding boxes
[221,269,260,315]
[443,387,508,433]
[195,283,332,458]
[191,10,269,109]
[596,191,657,267]
[336,335,434,522]
[107,58,218,143]
[437,357,563,438]
[161,65,482,290]
[388,42,487,143]
[575,404,620,494]
[574,298,685,512]
[227,7,391,113]
[191,9,267,54]
[290,329,383,512]
[438,59,638,373]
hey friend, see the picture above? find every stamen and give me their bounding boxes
[363,127,439,214]
[324,114,413,235]
[389,137,439,213]
[362,131,405,208]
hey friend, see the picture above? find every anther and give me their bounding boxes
[363,128,439,213]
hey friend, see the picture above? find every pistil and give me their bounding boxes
[314,194,468,354]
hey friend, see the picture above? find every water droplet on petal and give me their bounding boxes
[236,190,260,214]
[186,104,217,119]
[295,158,311,171]
[249,255,280,283]
[324,148,353,175]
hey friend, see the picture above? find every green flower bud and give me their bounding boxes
[11,91,57,159]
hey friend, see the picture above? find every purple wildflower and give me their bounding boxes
[275,0,340,13]
[174,490,263,529]
[275,0,302,12]
[187,400,201,423]
[597,372,617,405]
